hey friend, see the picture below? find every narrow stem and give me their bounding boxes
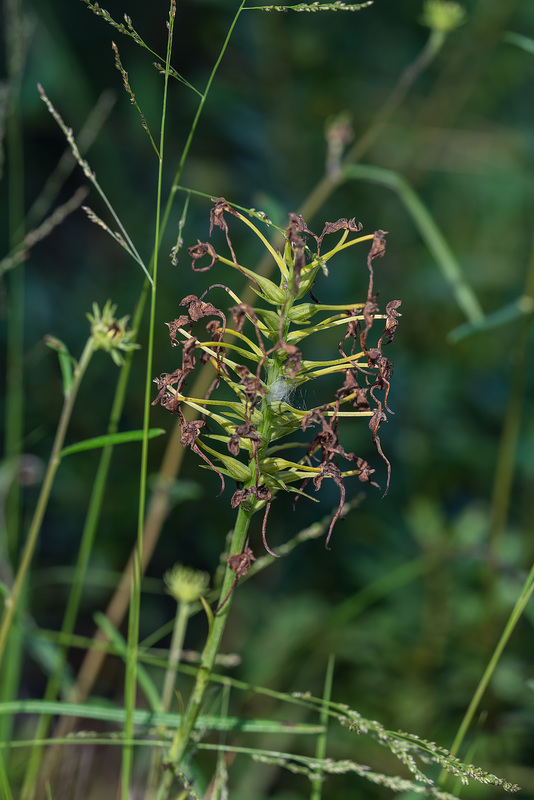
[297,28,446,226]
[342,164,484,323]
[159,504,252,790]
[161,1,247,233]
[158,317,288,794]
[343,29,445,169]
[1,0,26,769]
[31,281,152,795]
[161,601,191,712]
[487,232,534,560]
[310,654,335,800]
[0,337,96,667]
[122,5,176,797]
[147,599,191,799]
[439,561,534,786]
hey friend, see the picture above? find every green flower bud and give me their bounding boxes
[165,564,210,604]
[249,275,287,306]
[199,440,253,483]
[287,303,320,323]
[420,0,465,33]
[256,308,284,334]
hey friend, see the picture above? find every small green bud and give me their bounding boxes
[165,564,210,604]
[420,0,465,33]
[287,303,319,324]
[256,308,284,334]
[199,440,253,483]
[294,272,320,301]
[249,274,287,306]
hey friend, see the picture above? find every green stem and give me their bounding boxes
[122,5,176,795]
[161,1,247,235]
[159,504,253,794]
[0,337,96,667]
[161,601,191,712]
[28,280,152,799]
[310,654,335,800]
[1,0,26,773]
[439,561,534,786]
[157,306,288,793]
[342,164,484,324]
[487,233,534,560]
[22,284,150,797]
[33,0,248,740]
[147,599,191,799]
[344,29,446,169]
[296,28,446,225]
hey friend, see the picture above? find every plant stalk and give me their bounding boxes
[158,504,252,795]
[0,337,96,668]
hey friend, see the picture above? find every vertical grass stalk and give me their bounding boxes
[0,337,96,668]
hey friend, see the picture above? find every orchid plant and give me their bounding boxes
[152,199,401,772]
[155,199,400,559]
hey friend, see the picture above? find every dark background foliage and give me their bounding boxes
[2,0,534,797]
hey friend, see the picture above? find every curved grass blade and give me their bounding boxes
[59,428,166,458]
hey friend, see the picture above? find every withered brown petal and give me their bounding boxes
[188,240,219,271]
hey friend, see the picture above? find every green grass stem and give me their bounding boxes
[342,164,484,325]
[0,337,96,668]
[439,560,534,787]
[310,654,335,800]
[158,504,253,795]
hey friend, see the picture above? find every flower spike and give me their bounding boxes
[155,201,400,552]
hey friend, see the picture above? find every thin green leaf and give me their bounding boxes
[0,701,324,735]
[342,163,484,325]
[58,428,166,458]
[199,594,214,637]
[93,613,162,713]
[44,335,75,395]
[503,31,534,55]
[310,654,335,800]
[448,296,534,343]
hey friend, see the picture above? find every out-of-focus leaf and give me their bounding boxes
[503,31,534,55]
[342,163,485,326]
[59,428,166,458]
[448,296,534,343]
[45,335,76,395]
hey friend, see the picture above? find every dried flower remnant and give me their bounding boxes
[216,542,256,612]
[154,200,401,553]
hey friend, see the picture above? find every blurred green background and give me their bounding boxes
[2,0,534,797]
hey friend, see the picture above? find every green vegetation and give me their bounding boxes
[1,1,533,798]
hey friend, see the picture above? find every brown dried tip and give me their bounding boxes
[366,229,388,299]
[215,542,256,613]
[179,416,226,497]
[210,198,239,266]
[317,217,363,253]
[188,240,219,271]
[368,406,391,496]
[379,299,402,347]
